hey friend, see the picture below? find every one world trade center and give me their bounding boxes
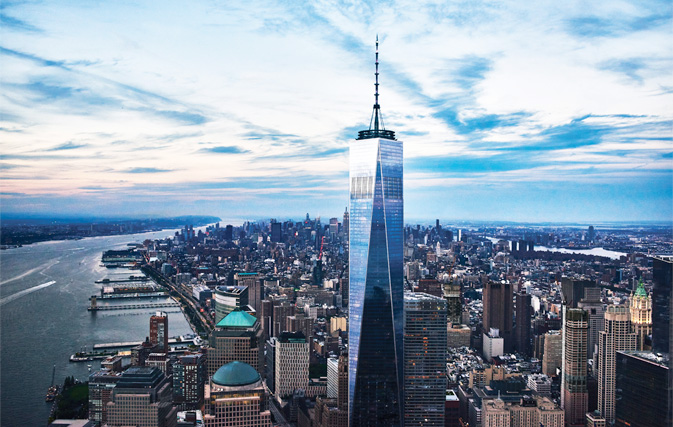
[348,37,404,427]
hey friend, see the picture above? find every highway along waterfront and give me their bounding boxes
[0,230,196,426]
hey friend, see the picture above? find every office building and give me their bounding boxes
[214,286,248,323]
[651,255,673,426]
[527,374,551,397]
[586,411,606,427]
[629,279,652,350]
[542,331,562,376]
[203,361,272,427]
[271,222,282,242]
[615,351,669,427]
[597,305,636,423]
[447,324,471,348]
[482,396,564,427]
[445,390,461,427]
[272,301,295,337]
[443,282,462,325]
[235,272,262,315]
[514,292,532,356]
[106,367,176,427]
[483,328,505,362]
[404,291,448,426]
[561,277,594,309]
[275,331,309,400]
[173,353,207,410]
[150,312,169,353]
[578,287,604,361]
[651,256,672,354]
[417,278,442,297]
[587,225,595,242]
[315,355,348,427]
[349,37,404,426]
[207,309,264,377]
[483,281,513,352]
[88,369,122,425]
[561,308,588,427]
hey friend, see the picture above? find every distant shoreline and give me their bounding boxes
[0,216,220,248]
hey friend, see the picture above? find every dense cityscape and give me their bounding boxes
[22,217,672,427]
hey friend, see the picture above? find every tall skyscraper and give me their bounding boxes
[597,305,636,424]
[443,281,462,325]
[615,351,669,427]
[349,37,404,426]
[404,291,448,426]
[578,287,605,362]
[651,256,672,354]
[514,291,532,356]
[173,353,207,410]
[651,255,673,426]
[561,308,588,427]
[207,309,264,377]
[561,276,594,309]
[235,272,262,315]
[275,331,309,400]
[483,280,513,352]
[149,311,168,353]
[629,280,652,350]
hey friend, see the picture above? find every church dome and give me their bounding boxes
[212,361,260,387]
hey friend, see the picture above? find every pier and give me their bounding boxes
[92,336,199,350]
[95,276,149,284]
[91,291,167,300]
[87,301,179,311]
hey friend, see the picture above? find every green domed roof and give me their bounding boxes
[212,361,260,387]
[216,309,257,328]
[635,279,648,297]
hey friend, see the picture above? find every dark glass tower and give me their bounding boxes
[349,37,404,427]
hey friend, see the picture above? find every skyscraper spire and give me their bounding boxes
[374,35,380,130]
[358,36,395,140]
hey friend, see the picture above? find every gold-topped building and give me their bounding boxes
[629,279,652,350]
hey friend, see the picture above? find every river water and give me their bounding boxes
[482,236,626,260]
[0,230,193,426]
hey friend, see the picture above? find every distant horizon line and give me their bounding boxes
[1,213,671,228]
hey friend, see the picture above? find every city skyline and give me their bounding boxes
[2,0,672,222]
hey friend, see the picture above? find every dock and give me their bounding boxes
[87,301,179,311]
[95,277,150,284]
[91,291,167,300]
[93,337,199,350]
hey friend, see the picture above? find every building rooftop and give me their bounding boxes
[212,361,260,387]
[115,366,164,389]
[216,309,257,328]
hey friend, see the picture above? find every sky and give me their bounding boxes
[1,0,672,224]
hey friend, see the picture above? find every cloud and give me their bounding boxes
[201,145,249,154]
[0,13,41,33]
[124,167,173,174]
[47,142,87,151]
[148,109,208,126]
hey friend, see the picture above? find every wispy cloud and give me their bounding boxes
[201,146,249,154]
[47,142,87,151]
[124,167,173,174]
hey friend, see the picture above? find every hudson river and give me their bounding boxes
[0,230,193,426]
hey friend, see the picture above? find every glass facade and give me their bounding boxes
[349,136,404,426]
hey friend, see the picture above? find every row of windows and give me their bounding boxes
[350,176,403,200]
